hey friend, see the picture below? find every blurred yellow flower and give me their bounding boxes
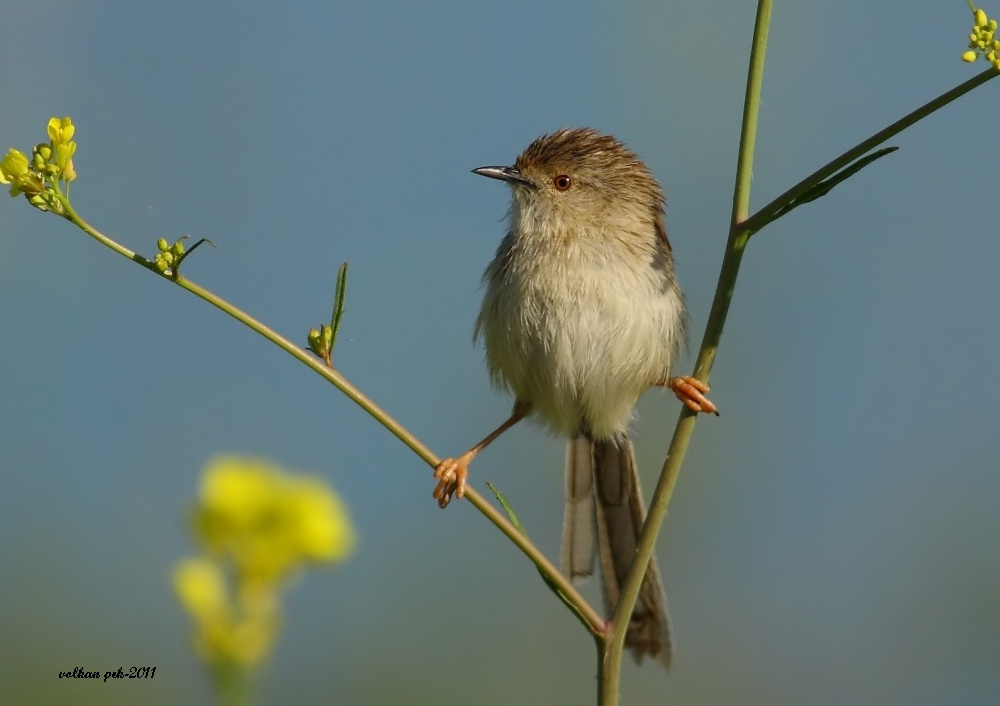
[285,474,356,561]
[175,456,355,671]
[194,455,356,583]
[174,557,228,621]
[174,558,278,666]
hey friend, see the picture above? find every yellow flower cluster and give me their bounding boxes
[0,117,77,212]
[193,456,356,582]
[963,8,1000,69]
[174,456,355,667]
[174,558,278,666]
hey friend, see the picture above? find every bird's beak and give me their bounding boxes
[472,165,534,188]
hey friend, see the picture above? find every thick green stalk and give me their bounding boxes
[601,12,999,706]
[599,1,772,702]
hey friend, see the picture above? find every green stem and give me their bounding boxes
[56,190,160,273]
[56,196,606,638]
[601,1,773,702]
[601,16,999,706]
[213,664,253,706]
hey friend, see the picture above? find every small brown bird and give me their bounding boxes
[433,128,716,667]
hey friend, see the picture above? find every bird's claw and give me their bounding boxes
[669,375,719,415]
[433,458,469,509]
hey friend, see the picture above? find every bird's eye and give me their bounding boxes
[553,174,572,191]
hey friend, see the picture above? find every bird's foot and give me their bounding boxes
[432,455,471,508]
[666,375,718,415]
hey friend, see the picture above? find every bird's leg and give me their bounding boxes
[433,402,529,508]
[655,375,719,415]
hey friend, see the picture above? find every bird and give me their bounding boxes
[433,127,716,667]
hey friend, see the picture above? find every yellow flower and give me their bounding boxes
[193,456,356,583]
[174,557,228,622]
[2,116,81,205]
[966,7,1000,69]
[0,148,44,197]
[173,557,279,666]
[0,148,28,183]
[54,141,76,170]
[284,475,356,562]
[46,116,75,146]
[198,457,276,534]
[176,456,354,671]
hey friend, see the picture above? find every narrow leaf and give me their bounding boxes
[329,262,348,357]
[485,482,590,624]
[486,481,529,535]
[770,146,899,223]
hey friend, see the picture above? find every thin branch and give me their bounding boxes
[57,196,607,638]
[744,68,998,234]
[768,146,898,222]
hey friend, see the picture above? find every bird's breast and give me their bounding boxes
[475,232,684,440]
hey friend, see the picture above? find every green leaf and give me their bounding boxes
[486,481,528,535]
[769,146,899,224]
[485,482,590,625]
[329,262,348,358]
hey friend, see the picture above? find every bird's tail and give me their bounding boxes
[561,435,673,668]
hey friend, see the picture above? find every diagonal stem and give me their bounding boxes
[744,67,998,234]
[56,195,607,638]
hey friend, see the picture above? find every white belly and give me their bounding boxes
[476,238,684,440]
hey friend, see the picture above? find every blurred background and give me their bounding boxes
[1,1,998,704]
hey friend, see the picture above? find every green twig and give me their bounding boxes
[173,237,217,274]
[744,68,998,234]
[213,664,253,706]
[768,146,898,223]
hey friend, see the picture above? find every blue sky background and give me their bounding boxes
[1,2,998,704]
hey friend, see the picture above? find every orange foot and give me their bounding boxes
[432,456,471,509]
[667,375,718,415]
